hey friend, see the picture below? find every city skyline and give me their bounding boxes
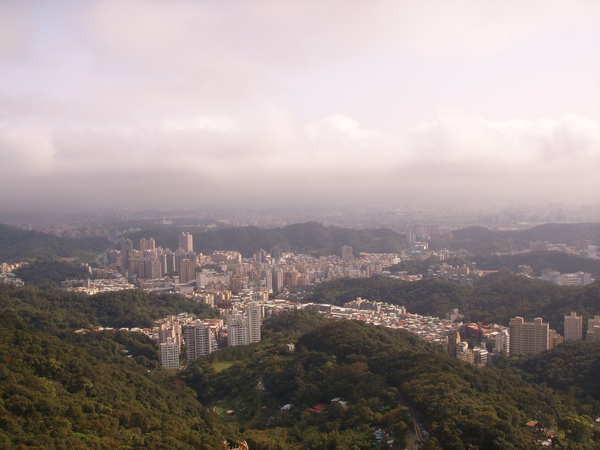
[1,0,599,213]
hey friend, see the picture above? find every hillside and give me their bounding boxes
[0,311,226,448]
[0,284,219,332]
[0,223,109,263]
[1,283,600,448]
[308,273,600,332]
[181,318,597,449]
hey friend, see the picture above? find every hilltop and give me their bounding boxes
[0,223,109,263]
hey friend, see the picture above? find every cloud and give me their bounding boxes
[1,1,599,211]
[411,111,600,166]
[0,2,32,62]
[1,107,598,211]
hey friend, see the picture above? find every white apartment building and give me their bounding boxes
[564,311,583,341]
[494,329,510,355]
[227,304,262,347]
[184,320,214,363]
[587,316,600,341]
[159,338,180,370]
[509,317,549,355]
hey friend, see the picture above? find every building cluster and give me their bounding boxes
[0,262,26,286]
[563,311,600,342]
[530,240,600,260]
[99,237,410,298]
[60,276,135,294]
[155,304,262,370]
[423,263,474,286]
[303,300,457,343]
[541,269,594,286]
[446,322,509,367]
[444,311,600,368]
[103,232,198,283]
[447,316,563,365]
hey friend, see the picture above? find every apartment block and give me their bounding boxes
[509,317,549,355]
[184,320,214,363]
[564,311,583,341]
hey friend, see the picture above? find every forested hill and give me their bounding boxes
[431,222,600,253]
[308,272,600,332]
[0,284,219,332]
[124,221,407,257]
[502,222,600,246]
[1,283,600,448]
[0,223,109,263]
[0,311,226,448]
[181,318,599,448]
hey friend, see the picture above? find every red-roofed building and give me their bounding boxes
[309,404,327,413]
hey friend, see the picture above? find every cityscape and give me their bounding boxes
[2,0,600,448]
[3,224,597,373]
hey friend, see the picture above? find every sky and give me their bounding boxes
[1,0,599,213]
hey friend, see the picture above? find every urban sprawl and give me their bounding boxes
[1,230,598,372]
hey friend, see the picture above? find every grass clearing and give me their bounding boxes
[213,361,235,373]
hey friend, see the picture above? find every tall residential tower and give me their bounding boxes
[509,317,549,355]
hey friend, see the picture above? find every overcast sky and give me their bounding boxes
[1,0,599,213]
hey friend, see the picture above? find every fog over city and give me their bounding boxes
[1,0,599,213]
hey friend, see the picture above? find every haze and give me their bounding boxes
[1,0,599,213]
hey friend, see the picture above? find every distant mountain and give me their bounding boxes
[431,222,600,253]
[503,222,600,247]
[451,225,495,240]
[124,221,407,257]
[468,251,600,277]
[0,223,109,263]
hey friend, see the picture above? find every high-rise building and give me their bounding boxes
[564,312,583,341]
[509,317,549,355]
[272,268,284,292]
[159,338,180,370]
[247,305,261,344]
[406,230,416,247]
[227,305,262,347]
[184,320,214,363]
[494,329,510,355]
[254,249,267,262]
[270,246,283,262]
[265,269,273,293]
[120,238,133,269]
[342,245,353,260]
[283,270,298,287]
[587,316,600,341]
[140,237,156,254]
[179,232,193,252]
[473,346,488,366]
[227,310,249,347]
[179,258,195,283]
[158,321,181,345]
[447,331,461,357]
[128,256,143,279]
[143,258,162,279]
